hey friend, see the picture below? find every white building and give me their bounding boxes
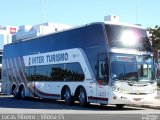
[13,22,72,41]
[0,26,17,67]
[0,26,17,49]
[0,26,17,82]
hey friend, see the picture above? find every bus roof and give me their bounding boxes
[104,21,146,29]
[8,22,146,45]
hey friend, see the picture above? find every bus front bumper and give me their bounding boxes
[108,92,157,105]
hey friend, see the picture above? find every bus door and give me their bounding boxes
[97,54,110,103]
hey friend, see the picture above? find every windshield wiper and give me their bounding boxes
[114,77,123,81]
[115,77,129,82]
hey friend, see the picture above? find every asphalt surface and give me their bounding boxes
[0,95,159,120]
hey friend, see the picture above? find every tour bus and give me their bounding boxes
[1,22,157,108]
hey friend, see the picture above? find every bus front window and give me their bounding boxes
[111,55,155,82]
[111,58,138,81]
[137,56,154,81]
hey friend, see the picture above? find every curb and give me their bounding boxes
[129,104,160,110]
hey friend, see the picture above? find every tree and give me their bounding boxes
[148,25,160,49]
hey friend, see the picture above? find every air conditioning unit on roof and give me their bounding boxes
[104,15,119,22]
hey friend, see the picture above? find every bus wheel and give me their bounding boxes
[64,87,73,105]
[116,104,125,109]
[79,87,88,107]
[19,86,25,99]
[12,87,18,99]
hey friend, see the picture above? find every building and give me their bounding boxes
[0,26,17,82]
[0,26,17,49]
[13,22,72,42]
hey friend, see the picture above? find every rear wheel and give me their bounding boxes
[19,86,25,99]
[12,87,19,99]
[79,87,89,107]
[64,87,74,105]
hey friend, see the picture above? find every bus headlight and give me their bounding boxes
[153,88,157,93]
[149,90,153,94]
[149,88,157,94]
[112,87,127,93]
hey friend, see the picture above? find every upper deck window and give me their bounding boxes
[105,24,152,52]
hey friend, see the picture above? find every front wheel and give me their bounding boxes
[79,87,89,107]
[116,104,125,109]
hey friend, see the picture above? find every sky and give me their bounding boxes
[0,0,159,28]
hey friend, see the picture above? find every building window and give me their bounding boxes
[0,35,4,49]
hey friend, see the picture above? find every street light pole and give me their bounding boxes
[41,0,44,35]
[135,0,138,24]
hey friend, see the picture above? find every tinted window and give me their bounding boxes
[27,66,36,81]
[105,25,152,51]
[50,64,65,81]
[85,24,107,75]
[66,28,86,48]
[36,65,50,81]
[64,63,84,81]
[25,63,84,82]
[86,24,105,47]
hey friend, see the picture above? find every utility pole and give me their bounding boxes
[41,0,44,35]
[135,0,138,24]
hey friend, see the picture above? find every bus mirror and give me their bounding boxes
[101,63,105,75]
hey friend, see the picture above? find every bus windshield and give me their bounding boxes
[137,55,154,81]
[105,24,152,52]
[111,54,154,82]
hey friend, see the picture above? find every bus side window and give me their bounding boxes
[28,66,36,81]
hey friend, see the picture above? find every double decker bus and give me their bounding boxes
[1,22,157,108]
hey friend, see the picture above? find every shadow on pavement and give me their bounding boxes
[0,94,145,111]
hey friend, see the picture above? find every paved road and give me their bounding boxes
[0,95,159,120]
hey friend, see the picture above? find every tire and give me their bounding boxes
[64,87,74,105]
[116,104,125,109]
[79,87,88,107]
[12,87,19,99]
[19,87,25,99]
